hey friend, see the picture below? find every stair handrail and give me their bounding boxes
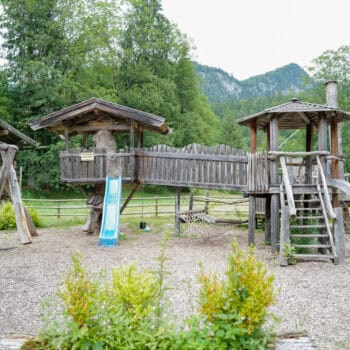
[316,182,337,259]
[280,156,296,216]
[316,156,336,220]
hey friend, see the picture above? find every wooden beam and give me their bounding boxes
[297,112,310,124]
[334,207,345,264]
[0,130,9,136]
[280,156,296,216]
[68,124,131,134]
[250,119,257,153]
[120,182,140,214]
[269,116,279,254]
[305,124,313,184]
[331,116,339,207]
[130,123,135,150]
[248,195,256,245]
[0,146,17,197]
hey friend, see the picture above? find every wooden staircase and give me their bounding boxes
[282,184,336,262]
[279,156,337,265]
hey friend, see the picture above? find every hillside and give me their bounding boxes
[195,63,314,103]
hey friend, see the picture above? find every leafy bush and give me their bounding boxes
[0,201,43,230]
[35,242,275,350]
[0,201,16,229]
[197,242,275,349]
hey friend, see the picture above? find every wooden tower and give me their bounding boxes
[237,81,349,264]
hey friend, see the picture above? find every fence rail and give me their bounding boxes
[22,194,260,221]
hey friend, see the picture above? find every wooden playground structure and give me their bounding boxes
[0,120,39,243]
[27,81,350,265]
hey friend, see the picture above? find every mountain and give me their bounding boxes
[195,63,314,103]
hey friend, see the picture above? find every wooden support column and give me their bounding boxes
[64,126,69,151]
[318,112,328,173]
[248,120,257,245]
[305,124,313,184]
[334,207,346,264]
[130,123,135,150]
[265,127,271,243]
[175,188,181,236]
[270,116,279,253]
[331,116,339,207]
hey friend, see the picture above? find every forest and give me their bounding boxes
[0,0,350,191]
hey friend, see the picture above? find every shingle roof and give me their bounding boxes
[237,98,350,130]
[30,98,170,135]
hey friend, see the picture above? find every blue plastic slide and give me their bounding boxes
[98,177,122,247]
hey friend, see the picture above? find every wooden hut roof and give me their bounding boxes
[236,98,350,130]
[0,119,38,147]
[30,98,170,135]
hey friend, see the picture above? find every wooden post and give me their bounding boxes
[64,126,69,151]
[248,195,256,245]
[331,116,339,207]
[270,116,279,253]
[305,124,313,184]
[250,119,257,153]
[279,205,290,266]
[318,112,328,173]
[265,195,271,243]
[334,207,345,264]
[189,193,194,211]
[8,165,32,244]
[130,123,135,150]
[248,119,257,245]
[155,197,159,216]
[204,190,209,214]
[175,188,181,236]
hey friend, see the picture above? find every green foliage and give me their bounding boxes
[39,242,275,349]
[0,201,43,229]
[196,242,275,349]
[0,201,16,229]
[283,243,297,265]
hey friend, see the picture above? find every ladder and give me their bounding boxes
[279,156,337,265]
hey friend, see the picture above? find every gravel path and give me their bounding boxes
[0,225,349,350]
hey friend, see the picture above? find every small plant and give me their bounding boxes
[0,201,44,229]
[283,243,297,265]
[0,201,16,229]
[197,241,275,349]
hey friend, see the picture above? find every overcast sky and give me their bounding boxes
[162,0,350,80]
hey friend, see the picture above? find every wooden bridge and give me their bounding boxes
[60,144,253,191]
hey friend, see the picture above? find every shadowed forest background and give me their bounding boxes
[1,0,350,192]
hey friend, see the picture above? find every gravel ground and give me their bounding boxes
[0,225,349,350]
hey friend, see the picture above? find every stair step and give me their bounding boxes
[294,215,324,220]
[295,254,334,261]
[296,207,322,211]
[293,199,320,203]
[291,234,329,238]
[290,225,326,229]
[293,244,331,249]
[295,216,324,220]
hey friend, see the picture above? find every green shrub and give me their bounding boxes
[26,207,44,228]
[197,241,275,349]
[38,242,275,350]
[0,201,16,229]
[0,201,44,230]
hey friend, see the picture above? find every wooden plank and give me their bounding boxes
[135,150,248,162]
[280,156,296,216]
[330,116,339,207]
[334,207,345,264]
[268,151,329,158]
[270,194,279,253]
[316,156,336,219]
[250,119,257,153]
[279,198,290,266]
[265,195,271,243]
[0,146,17,197]
[8,165,32,244]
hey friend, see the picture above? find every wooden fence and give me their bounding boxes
[60,144,249,190]
[23,195,265,221]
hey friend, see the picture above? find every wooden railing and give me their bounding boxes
[60,144,249,190]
